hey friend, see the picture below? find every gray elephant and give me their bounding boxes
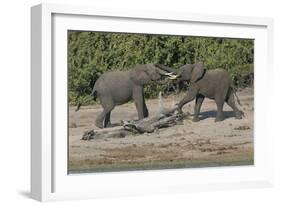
[156,62,244,122]
[89,63,177,128]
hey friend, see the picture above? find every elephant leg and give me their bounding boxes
[143,100,149,118]
[95,96,114,128]
[95,110,107,128]
[134,100,146,119]
[177,86,198,113]
[226,91,243,119]
[193,94,205,122]
[104,111,112,127]
[214,95,225,122]
[214,86,230,122]
[133,86,147,119]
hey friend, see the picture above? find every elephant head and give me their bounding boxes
[155,62,206,83]
[177,62,206,83]
[130,63,178,85]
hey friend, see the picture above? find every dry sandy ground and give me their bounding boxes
[68,88,254,173]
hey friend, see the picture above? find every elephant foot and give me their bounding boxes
[215,114,224,122]
[192,117,200,122]
[104,122,113,128]
[95,120,104,129]
[235,111,244,119]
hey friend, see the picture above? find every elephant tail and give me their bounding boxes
[234,90,242,106]
[75,87,97,112]
[231,85,242,106]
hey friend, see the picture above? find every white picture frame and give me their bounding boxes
[31,3,274,202]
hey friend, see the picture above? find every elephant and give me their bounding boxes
[88,63,177,128]
[155,62,244,122]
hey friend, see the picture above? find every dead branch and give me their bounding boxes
[81,93,189,140]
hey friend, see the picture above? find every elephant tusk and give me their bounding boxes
[164,72,174,76]
[168,74,179,80]
[156,68,179,79]
[168,77,176,80]
[156,68,169,75]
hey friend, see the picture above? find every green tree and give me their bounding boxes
[68,31,254,105]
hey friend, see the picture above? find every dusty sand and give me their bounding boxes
[68,88,254,173]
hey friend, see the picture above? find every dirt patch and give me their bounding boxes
[68,88,254,173]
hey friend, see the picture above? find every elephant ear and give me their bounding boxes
[130,66,150,85]
[191,62,205,83]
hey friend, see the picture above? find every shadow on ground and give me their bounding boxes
[199,110,236,121]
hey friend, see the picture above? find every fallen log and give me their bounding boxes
[81,93,190,140]
[81,110,189,140]
[123,109,182,133]
[81,126,131,140]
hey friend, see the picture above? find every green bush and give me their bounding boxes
[68,31,254,105]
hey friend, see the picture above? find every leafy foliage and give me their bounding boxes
[68,31,254,105]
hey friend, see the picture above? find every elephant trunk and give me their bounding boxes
[155,64,181,80]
